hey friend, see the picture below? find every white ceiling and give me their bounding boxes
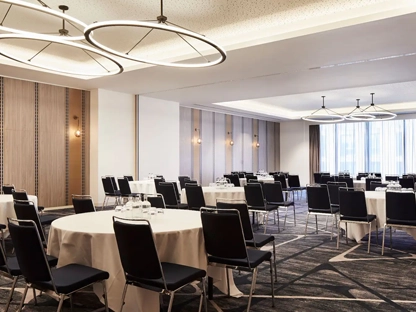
[1,0,416,121]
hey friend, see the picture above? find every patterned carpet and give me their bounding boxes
[1,196,416,312]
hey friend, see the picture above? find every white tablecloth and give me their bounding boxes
[47,209,240,312]
[0,194,38,236]
[129,180,156,194]
[353,180,365,191]
[239,177,275,186]
[181,187,246,206]
[341,191,416,242]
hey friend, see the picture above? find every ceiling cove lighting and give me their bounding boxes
[344,99,375,121]
[0,0,86,41]
[84,0,227,68]
[357,93,397,121]
[301,96,344,123]
[0,33,124,76]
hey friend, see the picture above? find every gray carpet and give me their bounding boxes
[2,197,416,312]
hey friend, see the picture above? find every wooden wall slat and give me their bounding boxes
[68,89,82,202]
[83,91,90,195]
[38,84,66,207]
[3,78,36,194]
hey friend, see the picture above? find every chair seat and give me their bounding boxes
[246,233,274,248]
[308,207,339,214]
[340,214,376,223]
[249,204,277,212]
[39,214,60,226]
[126,262,206,291]
[267,201,294,207]
[188,205,216,211]
[34,263,109,294]
[0,255,58,276]
[208,248,271,268]
[166,203,189,209]
[386,219,416,227]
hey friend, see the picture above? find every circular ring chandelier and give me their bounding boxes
[0,33,123,76]
[359,93,397,121]
[84,20,227,68]
[344,99,375,121]
[301,96,345,123]
[0,0,87,41]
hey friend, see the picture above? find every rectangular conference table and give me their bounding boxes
[341,191,416,242]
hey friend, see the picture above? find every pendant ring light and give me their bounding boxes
[345,99,375,121]
[301,96,345,123]
[360,93,397,121]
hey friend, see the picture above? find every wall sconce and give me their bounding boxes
[227,131,234,146]
[74,115,81,137]
[195,128,201,144]
[254,134,259,147]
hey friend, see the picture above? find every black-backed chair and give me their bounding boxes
[216,200,277,281]
[0,223,58,312]
[200,208,274,311]
[185,185,215,210]
[337,188,377,253]
[273,174,291,200]
[8,219,109,312]
[385,175,399,182]
[102,176,121,208]
[158,182,188,209]
[72,195,96,214]
[365,178,382,191]
[313,173,322,184]
[178,176,191,190]
[369,181,388,191]
[357,173,368,180]
[371,173,382,178]
[237,172,246,178]
[147,193,166,209]
[113,217,207,312]
[244,184,278,233]
[305,186,339,240]
[184,180,198,186]
[12,190,59,226]
[2,184,15,194]
[399,177,415,189]
[154,177,166,194]
[320,175,336,185]
[245,174,257,182]
[124,175,134,181]
[263,182,295,228]
[327,182,347,210]
[382,191,416,255]
[338,177,354,188]
[288,175,306,200]
[118,177,140,198]
[224,174,240,187]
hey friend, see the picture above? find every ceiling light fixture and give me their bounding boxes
[254,134,260,148]
[195,128,201,144]
[0,0,86,41]
[227,131,234,146]
[0,33,123,76]
[344,99,375,121]
[359,93,397,121]
[73,115,81,137]
[301,96,344,123]
[84,0,226,68]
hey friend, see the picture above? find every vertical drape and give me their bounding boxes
[309,125,320,184]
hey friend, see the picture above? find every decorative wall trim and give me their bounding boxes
[34,83,39,196]
[65,88,69,205]
[0,77,3,189]
[81,90,86,195]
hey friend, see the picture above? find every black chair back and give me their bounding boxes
[386,191,416,221]
[245,174,257,182]
[148,194,166,208]
[399,177,415,189]
[2,184,15,194]
[365,178,381,191]
[244,184,265,208]
[339,188,368,218]
[200,209,248,260]
[124,175,134,181]
[237,172,245,178]
[8,220,52,283]
[224,174,240,187]
[184,180,198,186]
[306,186,331,211]
[338,177,353,187]
[158,182,179,206]
[216,201,253,241]
[313,173,321,184]
[154,178,165,194]
[288,175,301,188]
[72,195,95,214]
[102,177,116,195]
[13,200,46,242]
[273,175,287,188]
[185,185,206,209]
[113,217,164,280]
[118,177,133,196]
[12,190,29,201]
[320,175,335,185]
[178,176,191,190]
[369,181,388,191]
[327,182,347,206]
[263,182,284,203]
[385,175,399,182]
[357,173,368,180]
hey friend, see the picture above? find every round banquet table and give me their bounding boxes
[47,209,240,312]
[181,186,245,206]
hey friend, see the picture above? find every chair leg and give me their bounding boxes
[345,222,348,245]
[201,277,208,312]
[330,214,335,241]
[367,222,372,254]
[273,240,277,282]
[57,294,65,312]
[70,294,74,312]
[226,268,231,297]
[325,216,328,230]
[282,207,288,230]
[390,226,393,250]
[264,212,269,234]
[102,281,109,312]
[315,215,318,234]
[247,268,258,312]
[119,284,128,312]
[382,224,386,255]
[167,292,175,312]
[293,204,296,226]
[33,287,37,306]
[304,213,310,236]
[376,223,378,245]
[5,276,18,312]
[270,259,275,308]
[17,284,29,312]
[336,220,341,249]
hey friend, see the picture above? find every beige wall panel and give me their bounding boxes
[192,109,201,182]
[38,84,66,207]
[84,91,90,195]
[252,119,259,172]
[68,89,82,202]
[225,115,233,173]
[3,78,36,194]
[267,122,276,172]
[275,122,280,171]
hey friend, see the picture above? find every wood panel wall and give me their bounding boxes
[0,77,90,207]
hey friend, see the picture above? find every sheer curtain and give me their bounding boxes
[319,124,335,174]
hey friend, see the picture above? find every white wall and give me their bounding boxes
[280,120,311,185]
[90,89,136,204]
[138,96,180,181]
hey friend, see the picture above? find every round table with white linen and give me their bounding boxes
[0,194,37,236]
[239,177,275,186]
[181,186,245,206]
[353,180,365,191]
[47,209,240,312]
[129,180,157,194]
